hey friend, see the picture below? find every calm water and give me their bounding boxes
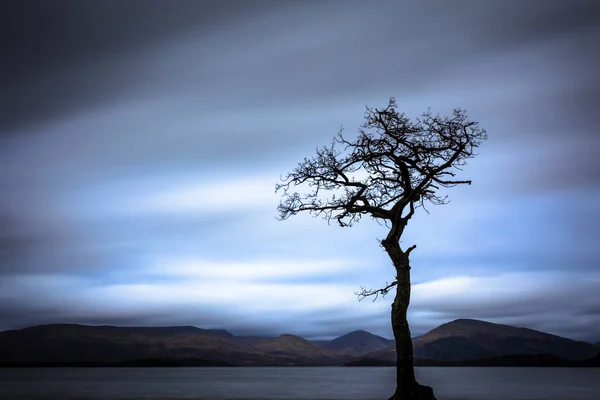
[0,367,598,400]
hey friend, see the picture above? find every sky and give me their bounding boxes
[1,0,599,341]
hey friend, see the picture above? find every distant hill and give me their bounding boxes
[320,330,394,357]
[1,319,597,367]
[251,334,340,365]
[0,324,271,366]
[360,319,599,364]
[579,352,600,367]
[0,324,353,366]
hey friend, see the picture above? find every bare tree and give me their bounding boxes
[276,98,487,400]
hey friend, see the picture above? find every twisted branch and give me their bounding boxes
[355,281,398,302]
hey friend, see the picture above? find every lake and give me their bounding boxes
[0,367,598,400]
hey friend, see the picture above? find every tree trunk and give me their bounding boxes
[382,239,436,400]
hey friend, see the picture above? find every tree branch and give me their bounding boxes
[355,281,398,302]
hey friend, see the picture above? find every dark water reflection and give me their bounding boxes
[0,367,598,400]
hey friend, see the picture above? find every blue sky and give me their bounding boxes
[1,0,599,341]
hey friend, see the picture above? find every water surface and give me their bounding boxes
[0,367,598,400]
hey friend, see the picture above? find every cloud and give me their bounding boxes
[1,1,599,341]
[125,176,279,215]
[0,0,277,133]
[0,270,376,336]
[148,258,361,282]
[3,268,598,340]
[409,272,600,339]
[4,0,598,134]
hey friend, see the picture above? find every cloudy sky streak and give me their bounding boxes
[1,0,599,340]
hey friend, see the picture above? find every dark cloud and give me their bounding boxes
[0,0,275,133]
[0,302,67,331]
[0,214,40,262]
[0,213,70,274]
[2,1,225,76]
[0,210,240,276]
[503,138,600,193]
[0,298,236,332]
[2,0,598,135]
[473,0,599,46]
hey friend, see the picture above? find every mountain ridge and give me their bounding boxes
[361,319,598,363]
[321,329,394,357]
[1,319,598,367]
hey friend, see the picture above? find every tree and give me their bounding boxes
[275,98,487,400]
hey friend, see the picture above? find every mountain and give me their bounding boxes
[579,352,600,367]
[415,319,598,361]
[0,324,271,366]
[321,329,394,357]
[251,334,340,365]
[0,324,350,366]
[2,320,597,367]
[361,319,599,363]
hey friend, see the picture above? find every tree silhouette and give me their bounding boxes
[276,98,487,400]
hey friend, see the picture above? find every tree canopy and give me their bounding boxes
[276,98,487,237]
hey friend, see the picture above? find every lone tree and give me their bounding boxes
[276,98,487,400]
